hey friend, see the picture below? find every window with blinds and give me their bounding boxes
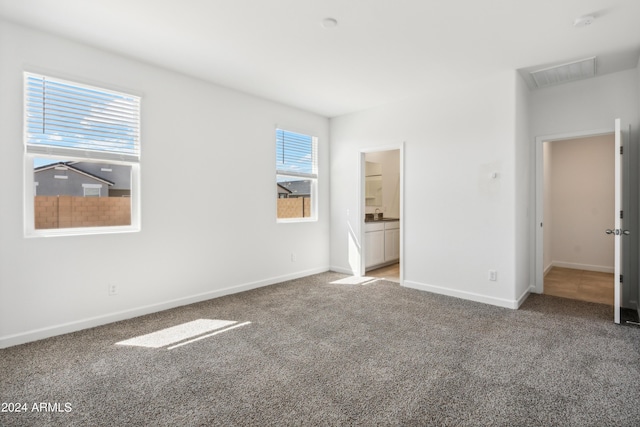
[25,73,140,161]
[24,72,141,237]
[275,128,318,221]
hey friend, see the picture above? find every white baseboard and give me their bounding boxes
[330,265,356,275]
[544,264,553,276]
[516,287,531,308]
[551,261,614,274]
[402,280,520,309]
[0,266,329,349]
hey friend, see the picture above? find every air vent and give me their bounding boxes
[530,57,596,88]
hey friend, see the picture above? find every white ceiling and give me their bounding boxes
[1,0,639,117]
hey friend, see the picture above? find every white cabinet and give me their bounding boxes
[384,223,400,262]
[365,220,399,270]
[365,223,385,268]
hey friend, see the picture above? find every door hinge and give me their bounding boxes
[620,274,623,283]
[620,146,624,154]
[620,210,624,219]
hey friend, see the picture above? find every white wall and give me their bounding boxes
[515,73,531,302]
[0,21,330,348]
[531,69,639,307]
[364,150,400,218]
[330,71,529,308]
[547,135,615,272]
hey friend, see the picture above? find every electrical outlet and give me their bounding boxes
[291,253,297,262]
[108,283,118,296]
[488,270,497,281]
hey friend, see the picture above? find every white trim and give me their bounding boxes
[403,280,520,309]
[330,265,357,275]
[516,288,531,308]
[534,127,614,294]
[0,266,329,349]
[550,261,614,274]
[25,156,141,238]
[25,225,140,239]
[83,184,101,197]
[23,65,144,99]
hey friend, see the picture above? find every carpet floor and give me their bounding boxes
[1,271,640,426]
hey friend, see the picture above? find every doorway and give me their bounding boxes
[541,134,615,305]
[360,146,403,284]
[535,121,637,324]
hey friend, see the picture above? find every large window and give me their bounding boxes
[24,73,141,236]
[275,128,317,221]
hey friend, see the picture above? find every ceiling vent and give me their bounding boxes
[530,57,596,88]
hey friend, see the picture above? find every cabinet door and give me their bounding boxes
[384,228,400,262]
[365,230,385,268]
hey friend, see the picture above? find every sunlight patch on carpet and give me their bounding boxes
[116,319,237,348]
[330,276,378,285]
[167,321,251,350]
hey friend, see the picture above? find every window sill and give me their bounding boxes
[276,217,318,224]
[25,225,140,238]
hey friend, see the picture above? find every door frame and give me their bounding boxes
[359,143,404,284]
[534,127,614,295]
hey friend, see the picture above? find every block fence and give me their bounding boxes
[35,195,131,229]
[277,197,311,219]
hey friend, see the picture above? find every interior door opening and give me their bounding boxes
[360,146,403,284]
[535,120,631,324]
[541,134,615,306]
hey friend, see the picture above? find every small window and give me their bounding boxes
[275,128,317,221]
[24,73,140,236]
[82,184,102,197]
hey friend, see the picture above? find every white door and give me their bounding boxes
[612,119,623,324]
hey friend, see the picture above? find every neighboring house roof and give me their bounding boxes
[34,162,115,186]
[278,180,310,197]
[277,183,292,194]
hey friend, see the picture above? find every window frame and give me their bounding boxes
[23,72,141,238]
[82,183,102,197]
[275,127,318,223]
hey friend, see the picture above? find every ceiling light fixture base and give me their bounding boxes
[574,15,595,27]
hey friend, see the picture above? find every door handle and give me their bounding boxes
[605,229,630,236]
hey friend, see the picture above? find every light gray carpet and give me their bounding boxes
[1,271,640,426]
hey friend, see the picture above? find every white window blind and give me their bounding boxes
[25,73,140,162]
[276,128,317,179]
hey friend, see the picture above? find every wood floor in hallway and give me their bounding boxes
[544,267,614,306]
[367,263,400,283]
